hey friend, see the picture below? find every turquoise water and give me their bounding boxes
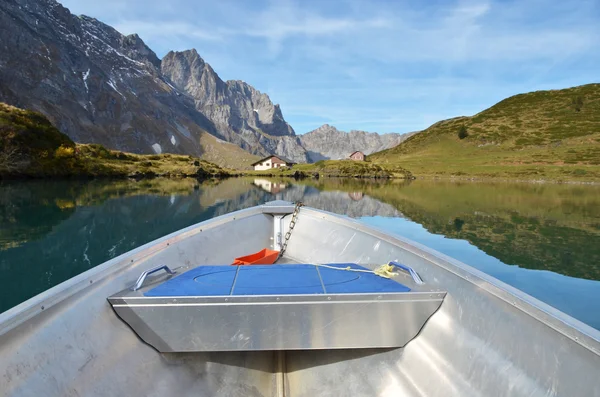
[362,216,600,330]
[1,177,599,330]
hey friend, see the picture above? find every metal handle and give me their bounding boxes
[389,261,423,285]
[131,265,175,291]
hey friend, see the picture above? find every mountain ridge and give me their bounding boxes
[161,49,308,163]
[0,0,410,166]
[299,124,413,162]
[0,0,303,167]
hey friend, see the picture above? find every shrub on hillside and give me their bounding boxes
[81,144,113,159]
[458,126,469,139]
[55,145,75,158]
[572,96,584,112]
[0,103,76,175]
[0,145,25,173]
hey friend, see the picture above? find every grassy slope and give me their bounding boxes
[72,144,231,178]
[0,102,254,178]
[198,133,259,170]
[370,84,600,181]
[0,102,74,173]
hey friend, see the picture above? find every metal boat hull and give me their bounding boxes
[109,292,445,352]
[1,202,599,396]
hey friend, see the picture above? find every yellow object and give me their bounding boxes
[314,263,398,279]
[373,264,399,279]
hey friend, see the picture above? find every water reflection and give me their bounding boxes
[253,178,288,193]
[1,177,599,329]
[348,192,364,201]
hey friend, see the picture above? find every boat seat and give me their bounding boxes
[144,264,412,297]
[108,262,445,352]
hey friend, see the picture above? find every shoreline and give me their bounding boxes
[234,170,600,184]
[411,175,600,185]
[3,172,598,185]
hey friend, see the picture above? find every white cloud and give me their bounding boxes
[113,20,224,42]
[64,0,598,64]
[291,1,596,64]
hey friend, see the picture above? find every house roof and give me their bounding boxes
[349,151,365,156]
[251,155,296,166]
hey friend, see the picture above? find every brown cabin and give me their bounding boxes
[349,151,366,161]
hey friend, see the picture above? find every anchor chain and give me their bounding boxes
[277,201,304,260]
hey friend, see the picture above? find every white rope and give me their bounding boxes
[313,263,398,279]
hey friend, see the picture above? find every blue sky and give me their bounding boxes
[60,0,599,134]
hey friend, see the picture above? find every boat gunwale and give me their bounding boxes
[0,205,267,335]
[296,207,600,355]
[1,201,599,357]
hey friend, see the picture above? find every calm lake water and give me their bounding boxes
[1,177,599,330]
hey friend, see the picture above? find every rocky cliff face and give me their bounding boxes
[0,0,305,166]
[0,0,208,155]
[0,0,409,166]
[299,124,412,162]
[161,50,308,163]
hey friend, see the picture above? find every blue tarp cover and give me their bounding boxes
[145,263,410,297]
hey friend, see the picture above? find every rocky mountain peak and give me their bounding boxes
[164,49,205,68]
[75,15,159,73]
[299,124,411,162]
[162,49,306,162]
[39,0,72,21]
[120,33,161,69]
[313,124,339,133]
[161,50,226,102]
[2,0,331,165]
[0,0,253,167]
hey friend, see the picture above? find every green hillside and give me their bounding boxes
[0,102,230,179]
[371,84,600,181]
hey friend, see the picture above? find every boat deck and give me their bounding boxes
[109,261,445,352]
[3,201,600,397]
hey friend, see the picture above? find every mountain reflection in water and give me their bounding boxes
[1,177,599,329]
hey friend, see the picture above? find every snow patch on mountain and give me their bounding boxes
[82,68,90,91]
[106,79,125,99]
